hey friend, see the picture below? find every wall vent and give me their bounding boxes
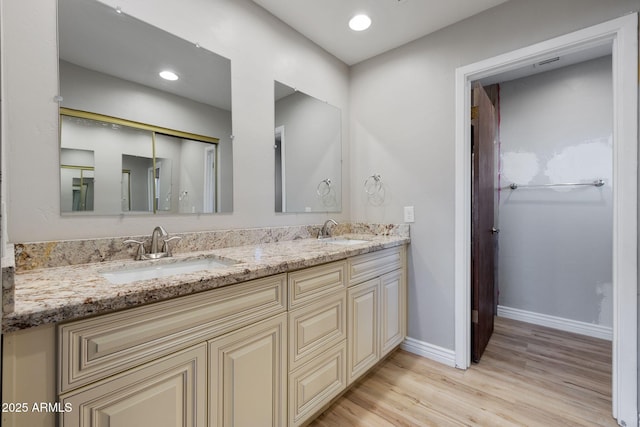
[537,57,560,66]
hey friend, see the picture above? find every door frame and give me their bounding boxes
[453,14,637,425]
[274,125,286,212]
[204,145,217,213]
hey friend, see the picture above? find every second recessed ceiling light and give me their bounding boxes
[159,70,179,81]
[349,14,371,31]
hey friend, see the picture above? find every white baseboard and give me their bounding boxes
[497,305,612,341]
[401,337,456,368]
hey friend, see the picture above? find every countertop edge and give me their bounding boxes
[3,237,409,333]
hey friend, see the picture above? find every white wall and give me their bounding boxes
[349,0,638,349]
[498,56,613,327]
[1,0,349,242]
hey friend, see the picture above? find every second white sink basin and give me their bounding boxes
[321,237,370,246]
[101,256,238,284]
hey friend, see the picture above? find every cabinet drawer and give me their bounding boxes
[289,340,347,427]
[288,261,346,309]
[347,247,403,286]
[59,274,286,393]
[289,291,346,371]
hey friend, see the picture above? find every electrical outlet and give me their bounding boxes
[404,206,415,223]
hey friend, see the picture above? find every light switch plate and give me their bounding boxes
[404,206,415,223]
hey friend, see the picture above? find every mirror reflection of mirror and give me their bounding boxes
[274,81,342,213]
[60,148,95,212]
[121,154,153,212]
[58,0,233,215]
[121,170,131,212]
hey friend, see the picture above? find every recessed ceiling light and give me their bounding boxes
[349,14,371,31]
[159,70,179,81]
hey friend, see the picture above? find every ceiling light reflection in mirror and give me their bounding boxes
[58,0,233,215]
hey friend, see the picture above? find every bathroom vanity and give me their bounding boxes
[2,227,408,427]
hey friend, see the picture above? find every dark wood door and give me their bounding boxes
[471,82,498,363]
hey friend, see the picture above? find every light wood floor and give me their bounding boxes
[310,317,616,427]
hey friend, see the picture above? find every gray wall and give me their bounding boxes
[1,0,638,378]
[349,0,638,350]
[498,57,613,327]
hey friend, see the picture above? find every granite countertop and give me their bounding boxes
[3,234,408,333]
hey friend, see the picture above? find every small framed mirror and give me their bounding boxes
[274,81,342,213]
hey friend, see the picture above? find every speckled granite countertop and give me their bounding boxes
[3,233,408,333]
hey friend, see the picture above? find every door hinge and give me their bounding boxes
[471,106,479,120]
[472,310,479,324]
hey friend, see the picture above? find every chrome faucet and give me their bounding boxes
[318,219,338,239]
[150,226,168,254]
[124,226,181,260]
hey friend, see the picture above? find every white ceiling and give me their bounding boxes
[251,0,511,65]
[58,0,611,110]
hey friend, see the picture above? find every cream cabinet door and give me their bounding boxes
[60,343,206,427]
[288,341,346,427]
[347,279,379,385]
[380,269,406,357]
[209,313,287,427]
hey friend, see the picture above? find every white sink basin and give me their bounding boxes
[321,238,370,246]
[101,256,237,284]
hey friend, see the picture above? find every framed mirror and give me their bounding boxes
[58,0,233,215]
[274,81,342,213]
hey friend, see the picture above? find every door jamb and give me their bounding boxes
[204,145,217,213]
[275,125,286,212]
[453,14,637,425]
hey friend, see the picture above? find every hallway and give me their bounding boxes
[311,317,615,426]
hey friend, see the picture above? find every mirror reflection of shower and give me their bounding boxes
[60,112,221,215]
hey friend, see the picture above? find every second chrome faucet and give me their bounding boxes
[318,219,338,239]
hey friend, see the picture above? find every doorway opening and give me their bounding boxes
[454,15,637,425]
[471,53,615,362]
